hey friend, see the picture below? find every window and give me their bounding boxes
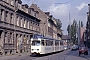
[1,9,3,21]
[27,39,29,44]
[60,41,63,45]
[28,9,31,14]
[24,20,26,28]
[41,40,44,46]
[6,0,10,4]
[10,33,13,44]
[27,21,29,29]
[16,17,19,26]
[6,11,8,22]
[0,31,2,38]
[18,4,22,10]
[11,13,13,24]
[6,11,8,17]
[5,32,8,43]
[48,22,50,27]
[34,12,37,17]
[46,40,53,46]
[55,41,59,46]
[21,18,23,27]
[11,0,14,5]
[30,25,32,30]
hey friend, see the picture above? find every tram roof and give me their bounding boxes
[31,36,62,41]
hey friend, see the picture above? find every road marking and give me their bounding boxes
[84,56,90,60]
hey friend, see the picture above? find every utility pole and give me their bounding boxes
[78,21,81,45]
[69,13,71,46]
[69,13,71,36]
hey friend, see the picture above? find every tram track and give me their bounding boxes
[64,55,69,60]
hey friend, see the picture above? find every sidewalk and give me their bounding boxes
[84,48,90,59]
[87,48,90,58]
[0,52,30,60]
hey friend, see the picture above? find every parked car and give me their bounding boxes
[78,46,88,56]
[71,45,78,51]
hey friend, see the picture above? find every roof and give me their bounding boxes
[16,9,41,22]
[62,35,70,40]
[31,34,62,41]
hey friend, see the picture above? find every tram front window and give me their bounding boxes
[32,40,40,46]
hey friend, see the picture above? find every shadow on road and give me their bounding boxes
[30,50,64,57]
[65,49,89,59]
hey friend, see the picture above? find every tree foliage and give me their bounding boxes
[81,21,83,27]
[57,22,62,29]
[67,19,77,44]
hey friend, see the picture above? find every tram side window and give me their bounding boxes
[50,41,53,46]
[60,41,63,45]
[46,40,53,46]
[55,41,59,46]
[46,40,49,46]
[41,40,44,46]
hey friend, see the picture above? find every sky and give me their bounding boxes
[21,0,90,35]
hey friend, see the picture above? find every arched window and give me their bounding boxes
[16,16,19,26]
[11,0,14,5]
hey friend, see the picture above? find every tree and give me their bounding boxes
[57,22,62,29]
[67,24,71,35]
[81,21,83,27]
[67,19,78,44]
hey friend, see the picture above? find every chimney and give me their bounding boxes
[45,12,50,16]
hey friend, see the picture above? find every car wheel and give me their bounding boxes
[85,52,88,55]
[79,52,81,56]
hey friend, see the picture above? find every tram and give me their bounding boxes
[31,34,64,55]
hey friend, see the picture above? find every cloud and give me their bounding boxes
[47,3,88,34]
[21,0,55,11]
[47,4,71,34]
[76,3,88,10]
[47,4,70,17]
[21,0,88,35]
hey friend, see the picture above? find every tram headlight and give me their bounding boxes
[32,49,34,51]
[37,49,39,51]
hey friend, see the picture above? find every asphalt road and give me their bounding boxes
[1,49,90,60]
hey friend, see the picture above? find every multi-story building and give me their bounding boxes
[0,0,40,55]
[62,35,70,47]
[0,0,62,55]
[30,4,48,37]
[86,4,90,48]
[80,27,86,44]
[47,15,62,39]
[29,4,62,40]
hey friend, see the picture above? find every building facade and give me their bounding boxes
[0,0,62,55]
[30,4,48,37]
[62,35,70,47]
[80,27,86,44]
[86,4,90,48]
[30,4,62,40]
[0,0,40,55]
